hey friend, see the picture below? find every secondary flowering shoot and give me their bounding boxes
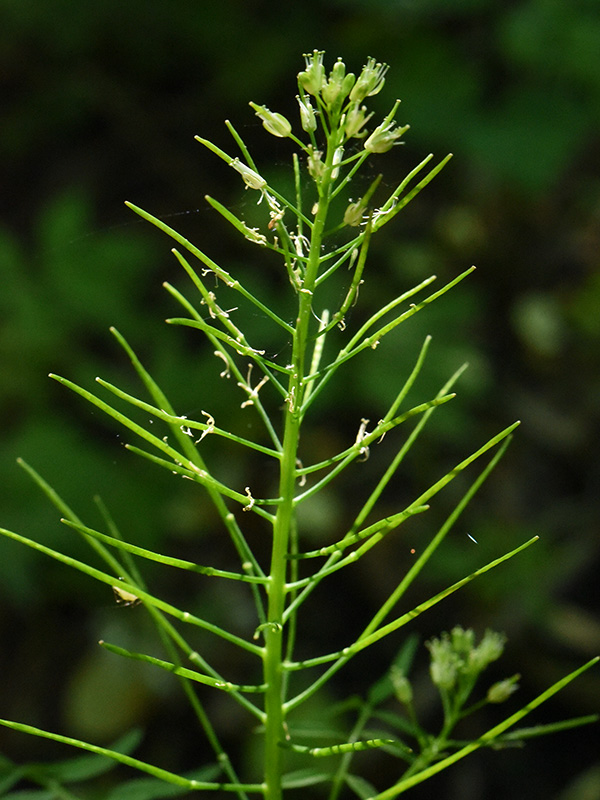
[426,627,507,691]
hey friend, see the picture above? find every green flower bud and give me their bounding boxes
[296,94,317,132]
[249,102,292,138]
[230,158,266,191]
[307,146,325,180]
[350,57,388,102]
[344,103,373,139]
[331,145,344,180]
[426,634,460,690]
[298,49,325,96]
[364,120,409,154]
[390,666,413,705]
[470,629,506,672]
[343,198,366,227]
[344,173,382,226]
[322,58,355,107]
[451,626,475,656]
[487,674,520,703]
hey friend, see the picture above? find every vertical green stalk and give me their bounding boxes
[262,408,299,800]
[262,163,334,800]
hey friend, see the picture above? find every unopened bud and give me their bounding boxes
[390,666,413,705]
[470,630,506,672]
[426,634,460,691]
[344,104,373,139]
[487,674,520,703]
[249,102,292,138]
[322,58,355,107]
[297,94,317,132]
[343,199,366,227]
[307,147,325,181]
[230,158,266,191]
[364,121,409,154]
[331,145,344,180]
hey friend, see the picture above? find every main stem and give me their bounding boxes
[262,157,334,800]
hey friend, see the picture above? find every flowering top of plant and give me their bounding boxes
[251,49,409,165]
[2,49,596,800]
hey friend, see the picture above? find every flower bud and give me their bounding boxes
[298,49,325,96]
[297,94,317,132]
[322,58,355,107]
[344,104,373,139]
[307,147,325,181]
[344,173,381,225]
[451,626,475,654]
[487,674,520,704]
[350,57,388,102]
[364,120,409,154]
[343,198,366,227]
[470,630,506,672]
[390,666,413,705]
[230,158,266,191]
[249,102,292,138]
[331,145,344,180]
[426,634,460,691]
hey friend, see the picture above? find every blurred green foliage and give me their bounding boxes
[1,2,598,798]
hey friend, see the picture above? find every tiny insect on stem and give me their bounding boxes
[112,580,141,607]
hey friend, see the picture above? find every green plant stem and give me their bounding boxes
[262,140,335,799]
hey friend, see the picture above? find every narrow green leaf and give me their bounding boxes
[125,199,295,330]
[23,730,143,784]
[285,538,538,709]
[110,326,269,585]
[294,394,456,502]
[99,641,267,696]
[372,154,453,233]
[302,275,438,413]
[361,433,515,636]
[49,373,272,515]
[498,714,599,743]
[122,444,277,521]
[357,267,476,354]
[286,739,394,757]
[399,421,520,515]
[289,505,429,563]
[349,362,468,532]
[61,519,268,583]
[167,317,291,376]
[0,720,265,794]
[95,375,281,460]
[354,537,538,654]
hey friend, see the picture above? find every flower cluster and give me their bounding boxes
[247,51,408,157]
[426,626,509,694]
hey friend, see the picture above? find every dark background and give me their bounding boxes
[1,1,599,798]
